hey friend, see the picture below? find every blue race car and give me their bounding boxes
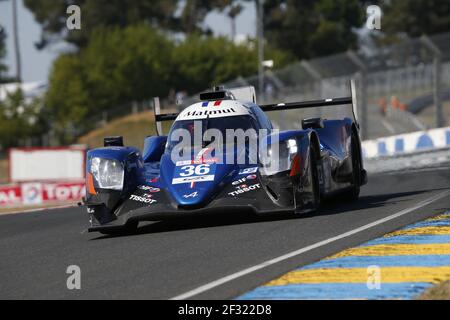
[83,85,367,235]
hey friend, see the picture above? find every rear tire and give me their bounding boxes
[342,131,361,201]
[309,144,321,210]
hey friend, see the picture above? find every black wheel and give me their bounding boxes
[342,131,361,201]
[309,143,321,210]
[294,143,321,213]
[99,221,139,236]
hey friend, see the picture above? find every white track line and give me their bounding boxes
[171,190,450,300]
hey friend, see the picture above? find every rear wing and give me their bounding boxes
[152,80,359,136]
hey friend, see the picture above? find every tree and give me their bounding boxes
[24,0,180,49]
[12,0,22,82]
[0,24,7,81]
[45,25,175,142]
[228,2,244,40]
[24,0,246,49]
[0,89,47,149]
[263,0,364,60]
[45,53,90,143]
[382,0,450,38]
[172,35,258,93]
[179,0,233,35]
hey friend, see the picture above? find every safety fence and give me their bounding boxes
[175,32,450,140]
[362,126,450,159]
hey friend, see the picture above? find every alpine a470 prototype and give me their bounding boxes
[83,85,367,234]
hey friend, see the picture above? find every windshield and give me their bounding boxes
[166,115,257,152]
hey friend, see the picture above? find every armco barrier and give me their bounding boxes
[0,181,85,207]
[362,127,450,159]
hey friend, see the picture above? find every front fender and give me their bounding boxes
[85,146,144,211]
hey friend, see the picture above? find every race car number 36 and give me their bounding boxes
[172,164,216,184]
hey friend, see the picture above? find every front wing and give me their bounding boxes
[86,175,300,232]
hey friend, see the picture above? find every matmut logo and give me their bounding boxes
[182,108,236,118]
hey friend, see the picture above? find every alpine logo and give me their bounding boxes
[183,191,198,199]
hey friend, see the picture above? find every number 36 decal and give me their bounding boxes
[172,164,216,184]
[179,164,210,177]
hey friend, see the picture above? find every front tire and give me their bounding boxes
[294,143,321,214]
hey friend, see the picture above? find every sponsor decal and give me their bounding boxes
[0,182,85,207]
[129,194,157,204]
[232,178,246,186]
[43,183,85,201]
[231,174,258,186]
[176,158,218,166]
[172,163,216,185]
[172,175,215,185]
[238,167,258,175]
[183,191,198,199]
[137,185,160,193]
[228,183,261,197]
[0,186,21,206]
[181,108,237,118]
[21,183,43,205]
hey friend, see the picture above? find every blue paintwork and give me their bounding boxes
[86,146,144,192]
[142,136,167,163]
[86,101,357,210]
[86,146,140,163]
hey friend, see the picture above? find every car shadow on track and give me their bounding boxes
[91,189,444,239]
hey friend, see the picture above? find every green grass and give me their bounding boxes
[0,159,8,184]
[418,281,450,300]
[77,111,172,150]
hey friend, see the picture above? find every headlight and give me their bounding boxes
[260,139,298,176]
[90,157,124,190]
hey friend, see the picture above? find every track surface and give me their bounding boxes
[1,167,450,299]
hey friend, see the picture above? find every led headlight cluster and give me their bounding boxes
[90,157,124,190]
[260,139,298,176]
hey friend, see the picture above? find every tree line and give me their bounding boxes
[1,0,450,149]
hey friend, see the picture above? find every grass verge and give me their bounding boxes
[77,110,173,150]
[0,158,8,184]
[418,281,450,300]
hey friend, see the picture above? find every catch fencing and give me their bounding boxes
[176,32,450,140]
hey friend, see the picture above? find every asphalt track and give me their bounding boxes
[1,166,450,299]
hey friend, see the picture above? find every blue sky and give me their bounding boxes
[0,1,256,83]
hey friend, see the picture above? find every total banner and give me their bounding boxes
[0,181,85,207]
